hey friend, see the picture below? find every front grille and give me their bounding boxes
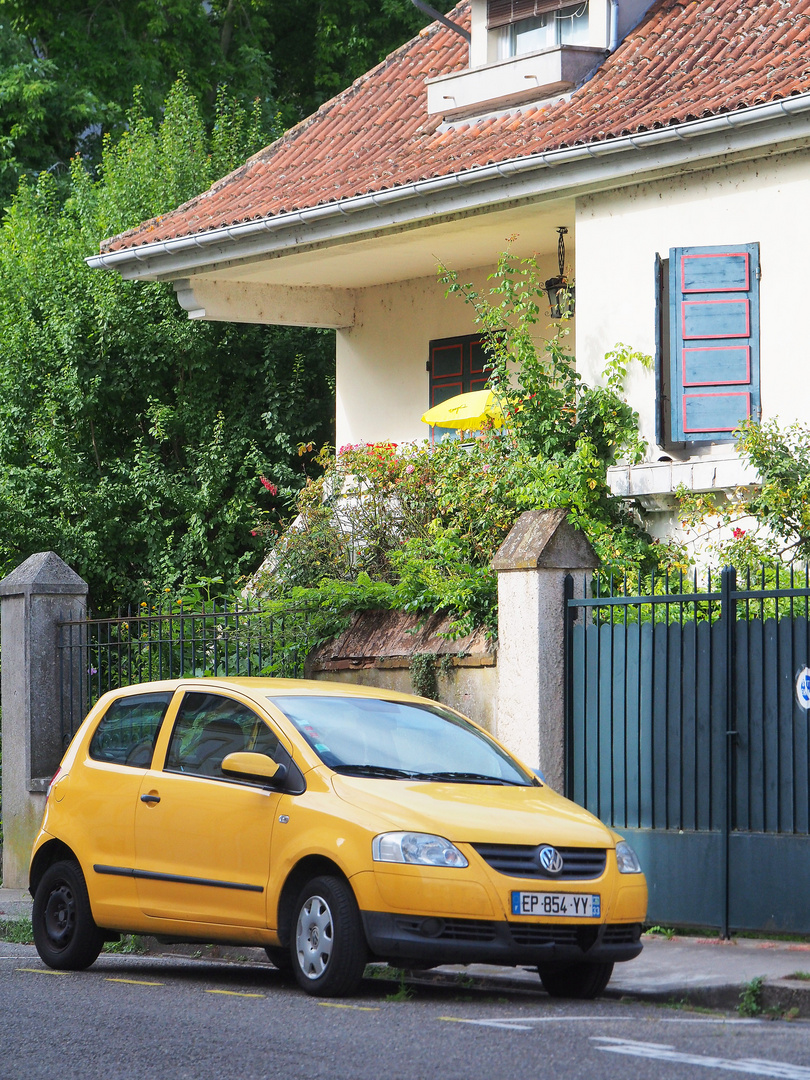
[394,917,497,942]
[602,924,642,945]
[472,844,607,880]
[509,924,578,946]
[509,923,600,951]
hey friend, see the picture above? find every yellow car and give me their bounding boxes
[30,678,647,998]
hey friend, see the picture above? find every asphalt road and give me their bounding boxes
[3,942,810,1080]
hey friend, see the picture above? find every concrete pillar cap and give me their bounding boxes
[0,551,88,597]
[491,509,599,572]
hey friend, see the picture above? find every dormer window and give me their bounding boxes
[490,1,590,59]
[427,0,609,120]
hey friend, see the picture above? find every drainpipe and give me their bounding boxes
[609,0,619,51]
[409,0,471,44]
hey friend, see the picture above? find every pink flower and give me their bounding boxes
[733,527,746,539]
[260,476,278,496]
[405,464,415,474]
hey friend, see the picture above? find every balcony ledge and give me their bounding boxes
[426,45,606,121]
[607,456,760,512]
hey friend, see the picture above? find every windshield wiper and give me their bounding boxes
[331,764,423,780]
[418,770,526,786]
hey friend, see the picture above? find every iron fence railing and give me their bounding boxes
[57,600,320,750]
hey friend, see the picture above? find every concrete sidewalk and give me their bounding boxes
[3,886,810,1014]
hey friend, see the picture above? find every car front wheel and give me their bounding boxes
[537,960,614,999]
[291,875,366,997]
[32,859,105,970]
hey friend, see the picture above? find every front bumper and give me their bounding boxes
[361,911,643,967]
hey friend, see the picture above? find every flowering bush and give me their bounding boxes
[256,250,670,636]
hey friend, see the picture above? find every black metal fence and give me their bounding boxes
[565,565,810,935]
[57,600,321,750]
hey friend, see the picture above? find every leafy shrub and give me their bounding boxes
[254,251,665,636]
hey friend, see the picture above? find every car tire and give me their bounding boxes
[264,945,294,974]
[32,859,105,971]
[291,875,367,997]
[537,961,614,999]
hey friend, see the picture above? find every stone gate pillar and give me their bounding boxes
[0,552,88,888]
[492,509,598,793]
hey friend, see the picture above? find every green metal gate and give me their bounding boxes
[565,567,810,935]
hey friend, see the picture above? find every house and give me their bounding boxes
[88,0,810,541]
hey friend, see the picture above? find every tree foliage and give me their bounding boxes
[736,416,810,558]
[675,416,810,574]
[0,79,334,607]
[0,0,426,205]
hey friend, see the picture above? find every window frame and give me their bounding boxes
[88,691,173,768]
[163,690,293,787]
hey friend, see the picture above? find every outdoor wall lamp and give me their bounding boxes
[544,226,575,319]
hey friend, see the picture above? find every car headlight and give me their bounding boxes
[372,832,468,868]
[615,841,642,874]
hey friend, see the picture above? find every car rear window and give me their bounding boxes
[88,692,173,767]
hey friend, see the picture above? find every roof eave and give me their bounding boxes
[87,93,810,283]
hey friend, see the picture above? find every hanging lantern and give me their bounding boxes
[544,226,575,319]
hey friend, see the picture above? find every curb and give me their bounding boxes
[4,900,810,1016]
[132,939,810,1016]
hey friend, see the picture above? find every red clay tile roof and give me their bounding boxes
[102,0,810,254]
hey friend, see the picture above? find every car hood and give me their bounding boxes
[331,775,615,848]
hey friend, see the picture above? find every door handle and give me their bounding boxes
[140,793,161,804]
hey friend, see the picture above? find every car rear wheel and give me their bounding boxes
[292,875,366,997]
[537,960,614,999]
[32,859,104,970]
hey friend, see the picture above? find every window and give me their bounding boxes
[88,692,172,767]
[489,1,589,58]
[656,243,760,446]
[428,333,488,408]
[165,692,284,781]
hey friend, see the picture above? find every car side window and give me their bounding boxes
[88,692,173,768]
[164,692,283,782]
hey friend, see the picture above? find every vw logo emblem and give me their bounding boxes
[538,845,564,875]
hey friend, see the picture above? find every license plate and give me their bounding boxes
[511,891,600,918]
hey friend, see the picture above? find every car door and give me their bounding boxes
[134,690,288,927]
[77,690,174,922]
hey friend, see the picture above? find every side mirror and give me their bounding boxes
[221,751,288,786]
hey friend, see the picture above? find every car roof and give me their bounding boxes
[106,677,429,707]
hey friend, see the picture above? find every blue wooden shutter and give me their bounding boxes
[668,243,760,443]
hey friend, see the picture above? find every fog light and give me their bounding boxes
[419,918,445,938]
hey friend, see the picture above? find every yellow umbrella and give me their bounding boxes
[421,389,505,430]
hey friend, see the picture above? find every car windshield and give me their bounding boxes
[268,695,536,786]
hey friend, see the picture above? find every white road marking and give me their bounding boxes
[438,1015,762,1033]
[439,1017,540,1031]
[593,1037,810,1079]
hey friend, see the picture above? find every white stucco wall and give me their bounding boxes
[335,255,565,448]
[574,149,810,462]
